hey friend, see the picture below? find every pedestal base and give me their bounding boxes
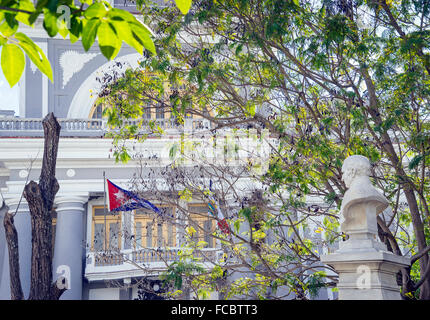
[337,238,388,253]
[321,250,410,300]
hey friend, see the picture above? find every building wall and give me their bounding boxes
[17,18,138,120]
[89,287,120,300]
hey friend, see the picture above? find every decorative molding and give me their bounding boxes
[68,53,142,118]
[59,50,98,89]
[66,168,76,177]
[3,197,28,211]
[18,170,28,178]
[55,196,89,212]
[56,205,86,213]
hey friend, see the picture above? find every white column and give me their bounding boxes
[53,196,87,300]
[0,198,31,299]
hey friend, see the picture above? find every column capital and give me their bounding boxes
[2,197,29,214]
[3,197,25,207]
[55,195,88,213]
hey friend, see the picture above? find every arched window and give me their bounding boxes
[89,103,105,119]
[88,76,208,121]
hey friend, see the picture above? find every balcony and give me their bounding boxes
[112,0,172,13]
[84,247,223,282]
[0,118,212,138]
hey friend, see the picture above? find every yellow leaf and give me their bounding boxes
[186,226,196,236]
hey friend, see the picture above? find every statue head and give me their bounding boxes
[339,155,389,247]
[341,155,371,188]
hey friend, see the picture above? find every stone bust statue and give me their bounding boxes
[340,155,389,236]
[321,155,411,300]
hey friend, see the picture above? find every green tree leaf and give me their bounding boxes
[1,43,25,87]
[97,21,120,60]
[0,14,18,37]
[69,16,82,44]
[408,154,424,170]
[15,32,53,81]
[108,8,136,22]
[82,18,101,51]
[15,0,36,26]
[84,2,107,19]
[42,9,58,37]
[131,22,156,55]
[58,20,69,38]
[111,20,143,54]
[175,0,192,15]
[169,143,179,159]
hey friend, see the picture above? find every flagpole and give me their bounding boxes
[103,171,107,251]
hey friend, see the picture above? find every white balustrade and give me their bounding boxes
[0,118,212,137]
[85,247,222,280]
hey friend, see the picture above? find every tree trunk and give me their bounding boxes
[4,112,63,300]
[26,113,61,300]
[24,181,55,300]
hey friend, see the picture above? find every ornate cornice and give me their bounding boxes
[59,50,98,89]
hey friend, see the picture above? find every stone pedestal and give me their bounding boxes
[321,250,410,300]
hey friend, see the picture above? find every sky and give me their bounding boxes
[0,47,20,117]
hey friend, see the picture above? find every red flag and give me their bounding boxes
[106,179,160,213]
[107,179,127,211]
[217,219,230,234]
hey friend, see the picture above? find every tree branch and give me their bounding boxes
[411,244,430,266]
[0,6,33,14]
[2,204,24,300]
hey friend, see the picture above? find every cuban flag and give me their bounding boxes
[106,179,161,214]
[208,196,230,234]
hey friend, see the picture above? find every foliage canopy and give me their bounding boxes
[100,0,430,299]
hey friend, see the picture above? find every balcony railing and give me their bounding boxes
[84,247,223,281]
[132,247,181,264]
[112,0,172,12]
[0,117,212,137]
